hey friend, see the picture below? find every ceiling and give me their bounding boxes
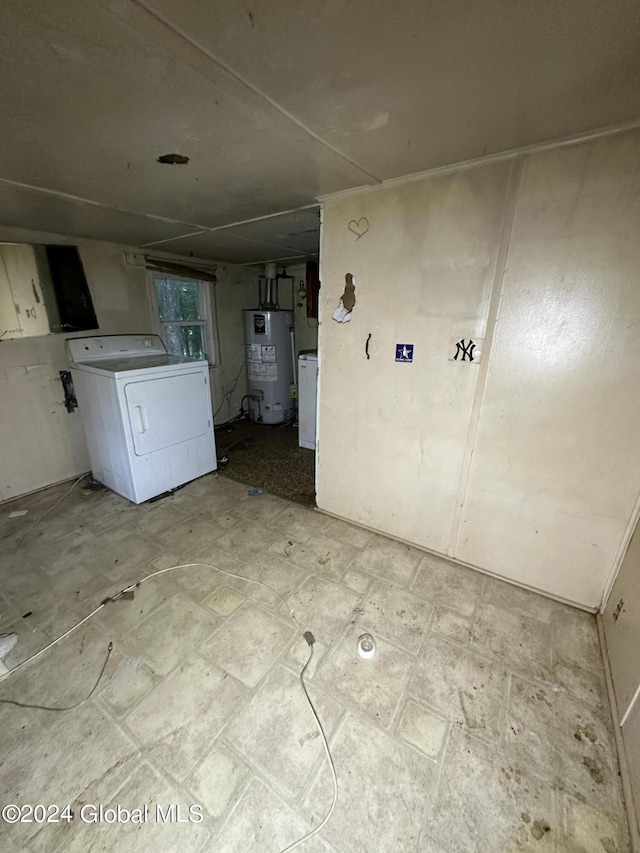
[0,0,638,265]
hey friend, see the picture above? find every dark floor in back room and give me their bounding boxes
[215,420,315,507]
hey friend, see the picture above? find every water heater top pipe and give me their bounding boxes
[260,279,279,309]
[258,264,293,310]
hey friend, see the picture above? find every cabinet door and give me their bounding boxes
[602,517,640,718]
[124,371,210,456]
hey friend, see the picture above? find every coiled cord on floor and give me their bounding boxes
[0,561,338,852]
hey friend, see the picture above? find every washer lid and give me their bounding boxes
[77,353,202,372]
[67,334,166,364]
[72,354,208,379]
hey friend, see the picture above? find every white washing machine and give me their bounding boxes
[68,335,216,503]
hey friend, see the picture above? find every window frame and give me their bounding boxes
[148,272,217,366]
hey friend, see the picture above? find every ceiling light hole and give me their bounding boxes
[156,153,190,165]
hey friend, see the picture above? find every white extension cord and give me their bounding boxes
[14,473,90,549]
[0,560,338,852]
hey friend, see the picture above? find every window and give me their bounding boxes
[152,274,215,362]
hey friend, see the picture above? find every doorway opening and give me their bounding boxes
[217,262,319,507]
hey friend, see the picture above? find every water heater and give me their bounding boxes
[244,269,296,427]
[244,310,294,424]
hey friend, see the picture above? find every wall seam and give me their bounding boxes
[446,156,524,557]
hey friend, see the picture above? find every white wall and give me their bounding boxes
[209,264,257,425]
[0,241,153,501]
[317,127,640,609]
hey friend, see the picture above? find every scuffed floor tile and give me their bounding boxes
[286,574,360,647]
[553,607,603,674]
[549,659,609,713]
[408,634,508,742]
[0,703,139,853]
[213,777,332,853]
[157,517,239,558]
[357,580,432,653]
[186,742,250,821]
[482,575,555,624]
[560,798,630,853]
[240,551,307,613]
[170,546,247,601]
[271,505,331,543]
[205,586,246,617]
[303,713,436,853]
[95,575,174,635]
[316,624,414,729]
[213,519,278,563]
[470,600,553,680]
[234,493,289,524]
[121,594,221,676]
[199,602,294,689]
[125,657,247,781]
[431,605,472,645]
[349,536,423,588]
[99,654,160,718]
[428,726,557,853]
[52,762,210,853]
[398,699,448,759]
[411,553,483,616]
[506,676,626,821]
[288,535,360,588]
[227,664,342,799]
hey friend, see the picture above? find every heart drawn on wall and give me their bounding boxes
[347,217,370,241]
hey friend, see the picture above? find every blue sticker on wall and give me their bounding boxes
[395,344,414,363]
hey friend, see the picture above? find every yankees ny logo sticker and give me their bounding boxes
[452,338,476,362]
